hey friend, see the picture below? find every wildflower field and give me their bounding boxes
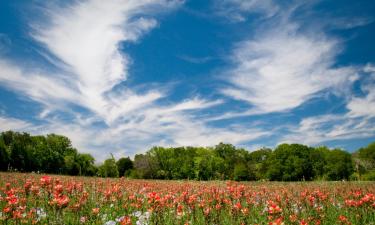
[0,173,374,225]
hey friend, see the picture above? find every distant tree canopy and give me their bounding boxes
[98,154,119,178]
[0,130,374,181]
[353,142,375,180]
[0,131,97,176]
[116,157,133,177]
[131,143,356,181]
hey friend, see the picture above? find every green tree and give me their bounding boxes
[9,132,32,171]
[248,148,272,180]
[133,153,159,179]
[325,149,353,180]
[77,153,97,176]
[353,142,375,180]
[233,163,249,181]
[116,157,133,177]
[266,144,313,181]
[310,146,329,179]
[214,143,237,179]
[0,138,9,171]
[98,155,119,178]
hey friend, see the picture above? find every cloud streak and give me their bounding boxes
[215,0,279,22]
[30,0,183,124]
[221,4,358,114]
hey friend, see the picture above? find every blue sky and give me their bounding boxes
[0,0,374,161]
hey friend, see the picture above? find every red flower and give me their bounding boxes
[40,176,52,186]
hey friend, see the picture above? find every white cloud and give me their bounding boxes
[28,0,183,124]
[347,65,375,118]
[0,60,79,107]
[215,0,279,22]
[280,113,375,146]
[280,65,375,145]
[0,116,32,131]
[347,86,375,118]
[222,20,357,114]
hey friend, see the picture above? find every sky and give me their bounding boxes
[0,0,374,161]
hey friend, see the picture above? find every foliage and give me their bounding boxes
[0,138,9,171]
[0,130,374,181]
[325,149,353,180]
[116,157,134,177]
[353,142,375,180]
[98,154,119,178]
[0,131,96,176]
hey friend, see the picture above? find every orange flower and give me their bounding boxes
[338,215,351,224]
[92,207,100,215]
[119,216,132,225]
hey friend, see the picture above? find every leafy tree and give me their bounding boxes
[214,143,237,179]
[0,138,9,171]
[353,142,375,180]
[98,155,119,178]
[325,149,353,180]
[9,132,32,171]
[1,130,15,146]
[64,154,79,175]
[357,142,375,166]
[266,144,313,181]
[248,148,272,180]
[77,153,97,176]
[233,163,249,181]
[117,157,133,177]
[310,146,329,179]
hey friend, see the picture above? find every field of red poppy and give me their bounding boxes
[0,172,374,225]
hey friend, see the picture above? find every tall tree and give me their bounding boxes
[325,149,353,180]
[116,157,133,177]
[98,154,119,178]
[0,138,9,171]
[266,144,313,181]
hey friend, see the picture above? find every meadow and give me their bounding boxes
[0,173,374,225]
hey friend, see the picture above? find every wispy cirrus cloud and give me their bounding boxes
[0,116,32,131]
[30,0,182,124]
[347,64,375,118]
[279,64,375,145]
[214,0,279,22]
[280,114,375,146]
[222,21,357,114]
[217,0,360,115]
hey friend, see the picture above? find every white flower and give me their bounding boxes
[116,216,125,222]
[136,220,148,225]
[143,212,151,219]
[36,208,47,219]
[104,220,116,225]
[101,214,108,221]
[132,211,142,218]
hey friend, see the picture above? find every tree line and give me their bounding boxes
[0,130,374,181]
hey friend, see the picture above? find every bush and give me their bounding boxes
[362,170,375,181]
